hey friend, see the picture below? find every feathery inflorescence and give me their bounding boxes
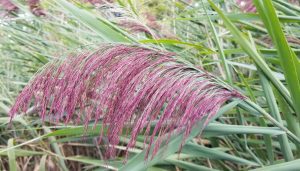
[28,0,45,16]
[0,0,111,16]
[0,0,44,16]
[0,0,18,13]
[236,0,256,13]
[9,44,243,160]
[118,19,152,35]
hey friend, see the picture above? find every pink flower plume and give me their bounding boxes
[236,0,256,13]
[9,44,243,160]
[0,0,18,13]
[28,0,45,16]
[0,0,45,16]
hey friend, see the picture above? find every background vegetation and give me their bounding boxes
[0,0,300,170]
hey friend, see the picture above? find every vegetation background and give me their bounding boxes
[0,0,300,170]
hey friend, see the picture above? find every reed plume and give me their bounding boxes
[9,44,243,160]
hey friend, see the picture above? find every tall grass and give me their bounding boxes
[0,0,300,170]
